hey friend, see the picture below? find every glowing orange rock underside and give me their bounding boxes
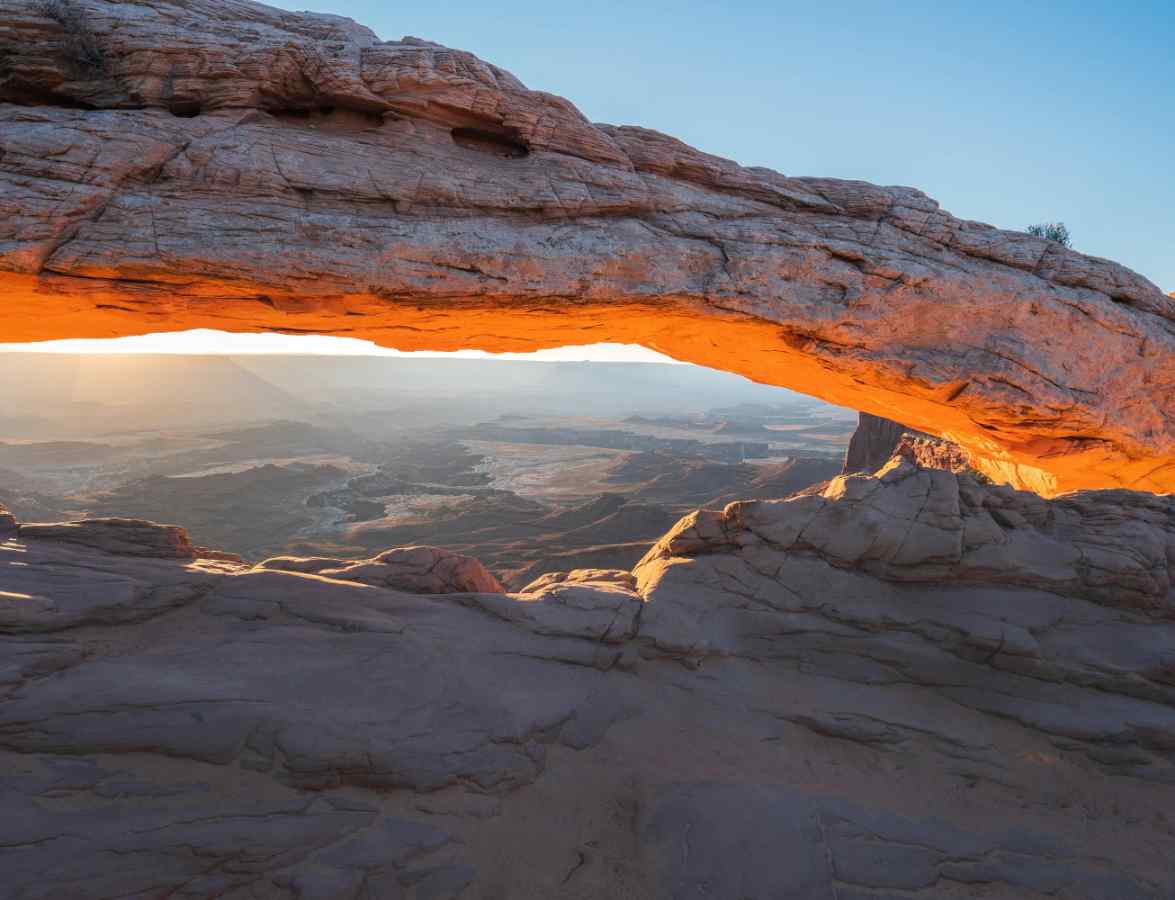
[8,270,1173,498]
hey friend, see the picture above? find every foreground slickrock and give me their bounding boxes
[1,0,1174,493]
[4,464,1175,898]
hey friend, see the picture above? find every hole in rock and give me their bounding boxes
[167,100,203,118]
[0,331,859,590]
[451,126,530,159]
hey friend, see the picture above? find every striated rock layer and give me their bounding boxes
[1,0,1174,494]
[258,545,506,594]
[4,463,1175,897]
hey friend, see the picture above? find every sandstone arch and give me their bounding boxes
[1,0,1172,495]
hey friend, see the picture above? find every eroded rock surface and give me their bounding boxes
[18,516,197,558]
[4,465,1175,898]
[844,413,973,476]
[259,545,505,594]
[892,429,974,473]
[1,0,1173,493]
[843,412,924,473]
[640,456,1175,617]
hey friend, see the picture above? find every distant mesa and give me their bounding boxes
[710,420,773,435]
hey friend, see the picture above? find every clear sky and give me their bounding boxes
[9,0,1169,359]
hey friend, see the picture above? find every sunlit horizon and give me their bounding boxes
[0,330,687,364]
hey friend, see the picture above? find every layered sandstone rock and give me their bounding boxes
[892,430,974,473]
[18,516,197,558]
[638,457,1175,631]
[4,465,1175,897]
[259,545,505,594]
[843,412,973,475]
[1,0,1173,494]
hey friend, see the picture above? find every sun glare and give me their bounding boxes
[0,329,685,364]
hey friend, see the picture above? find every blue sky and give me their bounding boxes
[274,0,1172,290]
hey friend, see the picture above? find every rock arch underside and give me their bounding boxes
[2,0,1174,496]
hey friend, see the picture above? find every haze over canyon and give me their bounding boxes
[1,0,1174,897]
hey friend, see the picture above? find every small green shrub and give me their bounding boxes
[1026,221,1071,248]
[37,0,106,76]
